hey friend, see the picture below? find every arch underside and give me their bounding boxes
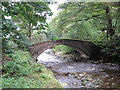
[39,44,87,58]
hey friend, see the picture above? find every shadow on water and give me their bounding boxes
[37,49,120,88]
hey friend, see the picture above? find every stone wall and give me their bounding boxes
[29,39,100,60]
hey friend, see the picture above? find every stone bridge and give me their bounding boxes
[29,39,100,60]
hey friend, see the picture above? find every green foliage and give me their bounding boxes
[2,2,52,53]
[54,45,74,54]
[2,77,40,88]
[2,50,41,88]
[3,50,34,77]
[2,2,52,27]
[49,2,120,41]
[40,30,60,40]
[2,50,62,88]
[40,73,51,80]
[34,65,43,72]
[94,35,120,63]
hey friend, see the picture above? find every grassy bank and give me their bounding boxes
[2,50,62,88]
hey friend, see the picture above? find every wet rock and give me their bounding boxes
[37,50,120,88]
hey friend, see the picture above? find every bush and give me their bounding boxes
[54,45,74,54]
[94,36,120,63]
[2,50,62,88]
[3,50,34,77]
[2,50,43,88]
[2,77,42,88]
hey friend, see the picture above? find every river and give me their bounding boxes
[37,49,120,88]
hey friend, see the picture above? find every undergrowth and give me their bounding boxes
[94,36,120,64]
[2,50,62,88]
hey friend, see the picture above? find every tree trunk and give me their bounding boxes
[105,6,115,40]
[28,23,32,42]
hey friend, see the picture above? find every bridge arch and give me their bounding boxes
[29,39,100,60]
[38,44,87,59]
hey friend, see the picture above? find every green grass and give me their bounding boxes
[32,67,62,88]
[2,50,62,88]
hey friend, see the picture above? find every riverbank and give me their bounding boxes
[53,50,120,65]
[2,50,62,88]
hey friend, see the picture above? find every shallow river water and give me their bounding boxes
[37,49,120,88]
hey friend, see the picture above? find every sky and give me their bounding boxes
[47,0,67,23]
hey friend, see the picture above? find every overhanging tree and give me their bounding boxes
[2,2,52,53]
[49,2,120,40]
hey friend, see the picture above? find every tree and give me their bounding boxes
[2,2,52,53]
[49,2,120,41]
